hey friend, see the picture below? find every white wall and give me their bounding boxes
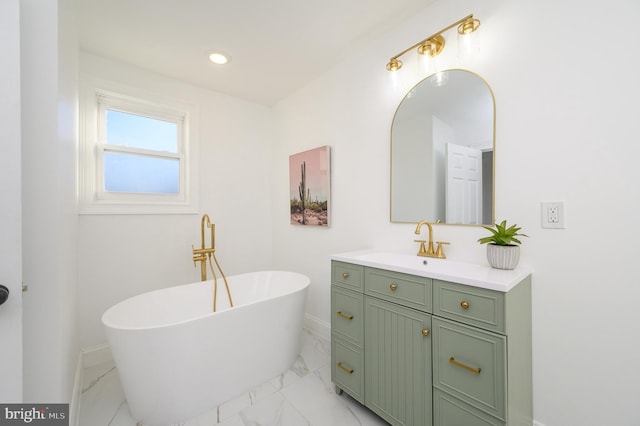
[77,53,276,349]
[20,0,79,402]
[0,0,23,402]
[272,0,640,425]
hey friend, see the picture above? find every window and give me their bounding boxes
[79,82,198,214]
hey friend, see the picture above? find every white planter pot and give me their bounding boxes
[486,244,520,270]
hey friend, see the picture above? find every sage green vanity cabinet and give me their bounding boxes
[434,389,506,426]
[432,317,506,420]
[432,277,533,425]
[365,295,432,426]
[364,267,432,312]
[331,261,365,403]
[330,256,532,426]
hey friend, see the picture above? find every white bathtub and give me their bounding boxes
[102,270,310,426]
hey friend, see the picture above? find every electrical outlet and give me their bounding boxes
[542,201,565,229]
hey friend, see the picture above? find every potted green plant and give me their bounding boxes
[478,220,528,270]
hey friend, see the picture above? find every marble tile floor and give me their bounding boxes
[79,329,388,426]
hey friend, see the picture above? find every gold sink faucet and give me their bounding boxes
[414,220,449,259]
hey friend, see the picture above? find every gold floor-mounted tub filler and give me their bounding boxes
[192,214,233,312]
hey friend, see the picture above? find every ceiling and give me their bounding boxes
[76,0,436,106]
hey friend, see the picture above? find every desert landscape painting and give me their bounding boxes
[289,146,330,226]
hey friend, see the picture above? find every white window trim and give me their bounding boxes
[79,78,199,214]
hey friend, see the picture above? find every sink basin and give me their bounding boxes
[331,250,531,292]
[348,251,443,269]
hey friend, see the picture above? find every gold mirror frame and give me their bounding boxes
[390,69,496,225]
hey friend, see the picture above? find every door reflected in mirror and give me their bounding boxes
[390,69,495,225]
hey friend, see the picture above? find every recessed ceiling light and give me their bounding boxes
[208,52,229,65]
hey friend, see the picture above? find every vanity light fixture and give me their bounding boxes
[417,34,445,58]
[386,57,403,72]
[458,16,481,58]
[386,14,480,72]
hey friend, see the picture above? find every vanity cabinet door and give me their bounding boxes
[365,267,432,312]
[432,317,506,420]
[332,336,364,404]
[433,280,505,333]
[331,287,364,346]
[332,261,364,291]
[433,389,506,426]
[364,296,432,426]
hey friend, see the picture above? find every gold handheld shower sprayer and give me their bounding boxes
[192,214,233,312]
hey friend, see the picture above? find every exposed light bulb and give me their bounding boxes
[457,18,480,60]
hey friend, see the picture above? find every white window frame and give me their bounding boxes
[79,79,199,214]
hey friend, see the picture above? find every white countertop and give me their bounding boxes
[331,249,532,292]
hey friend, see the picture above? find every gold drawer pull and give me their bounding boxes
[337,362,354,375]
[449,357,481,375]
[460,301,470,310]
[342,272,349,279]
[421,329,430,337]
[390,283,398,291]
[336,311,354,320]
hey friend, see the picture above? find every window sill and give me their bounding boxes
[78,200,199,215]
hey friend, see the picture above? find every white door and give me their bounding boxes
[446,143,483,224]
[0,0,23,402]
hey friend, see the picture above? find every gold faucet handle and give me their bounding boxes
[414,239,428,256]
[192,245,207,266]
[435,241,450,259]
[192,254,206,267]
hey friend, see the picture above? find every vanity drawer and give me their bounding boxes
[331,336,364,404]
[332,261,364,291]
[434,389,505,426]
[432,317,506,420]
[331,287,364,346]
[364,267,432,312]
[433,280,505,333]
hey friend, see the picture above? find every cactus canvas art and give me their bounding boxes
[289,146,330,226]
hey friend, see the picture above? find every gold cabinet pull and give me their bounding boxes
[449,357,481,375]
[336,311,354,320]
[460,301,470,310]
[337,362,354,374]
[390,283,398,291]
[421,329,430,337]
[342,272,349,279]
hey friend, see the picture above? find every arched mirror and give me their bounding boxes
[390,69,495,225]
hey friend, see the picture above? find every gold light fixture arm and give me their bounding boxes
[386,14,478,70]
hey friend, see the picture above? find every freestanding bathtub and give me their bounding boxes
[102,270,310,426]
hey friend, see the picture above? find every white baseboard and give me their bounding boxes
[533,421,546,426]
[304,313,330,341]
[69,354,83,426]
[70,344,113,426]
[81,343,113,368]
